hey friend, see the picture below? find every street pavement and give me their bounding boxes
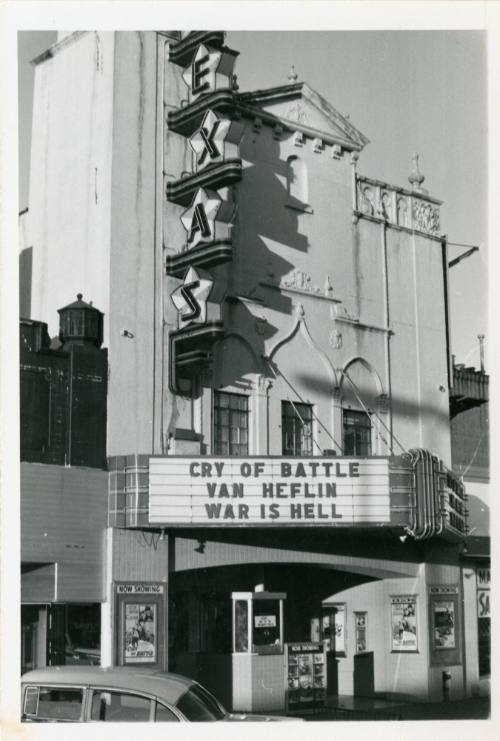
[290,695,490,721]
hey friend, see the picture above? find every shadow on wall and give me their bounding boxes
[233,124,312,317]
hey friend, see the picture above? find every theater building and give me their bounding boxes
[21,30,487,711]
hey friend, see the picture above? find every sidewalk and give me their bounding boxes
[291,695,490,721]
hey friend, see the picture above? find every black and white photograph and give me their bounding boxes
[1,2,497,739]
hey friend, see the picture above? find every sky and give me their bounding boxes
[18,29,488,369]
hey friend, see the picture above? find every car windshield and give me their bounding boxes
[176,683,227,721]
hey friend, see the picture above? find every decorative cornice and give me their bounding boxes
[260,280,341,304]
[353,210,444,242]
[166,159,242,206]
[237,81,369,151]
[335,315,392,334]
[165,240,232,277]
[357,175,442,206]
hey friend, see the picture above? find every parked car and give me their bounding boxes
[21,666,299,722]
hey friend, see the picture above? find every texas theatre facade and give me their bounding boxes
[22,31,481,714]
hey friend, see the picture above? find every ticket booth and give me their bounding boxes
[231,588,286,712]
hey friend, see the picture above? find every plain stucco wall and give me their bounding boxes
[29,32,115,337]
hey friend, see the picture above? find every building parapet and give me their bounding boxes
[355,175,442,238]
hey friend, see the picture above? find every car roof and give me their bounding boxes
[21,666,195,704]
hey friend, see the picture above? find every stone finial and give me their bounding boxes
[408,153,425,191]
[232,74,239,92]
[288,65,298,83]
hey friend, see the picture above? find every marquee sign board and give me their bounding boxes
[149,456,391,526]
[189,110,244,171]
[182,44,237,103]
[180,188,234,249]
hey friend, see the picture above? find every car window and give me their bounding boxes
[176,684,226,721]
[155,701,180,722]
[90,690,151,722]
[23,686,84,721]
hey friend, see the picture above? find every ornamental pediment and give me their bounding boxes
[238,82,369,150]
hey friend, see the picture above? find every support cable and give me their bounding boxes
[265,359,343,454]
[342,371,408,456]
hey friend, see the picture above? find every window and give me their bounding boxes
[90,690,151,722]
[282,401,313,456]
[155,702,180,721]
[176,684,226,721]
[286,156,308,205]
[23,686,84,721]
[343,409,371,456]
[213,392,248,456]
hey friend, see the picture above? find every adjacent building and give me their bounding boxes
[20,31,489,712]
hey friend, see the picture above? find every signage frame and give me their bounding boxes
[149,454,395,528]
[428,586,461,666]
[390,595,418,653]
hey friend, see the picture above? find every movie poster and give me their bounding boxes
[432,600,456,649]
[390,595,418,652]
[321,604,346,654]
[124,603,156,663]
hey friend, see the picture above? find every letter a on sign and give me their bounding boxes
[170,266,214,326]
[181,188,221,248]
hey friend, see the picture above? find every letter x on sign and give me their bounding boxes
[190,110,233,170]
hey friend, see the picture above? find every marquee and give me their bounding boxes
[149,456,391,526]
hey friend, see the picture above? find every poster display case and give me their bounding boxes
[428,586,461,666]
[321,603,346,655]
[390,595,418,652]
[285,642,326,712]
[115,582,166,670]
[354,611,367,653]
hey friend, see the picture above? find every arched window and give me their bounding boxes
[286,156,308,206]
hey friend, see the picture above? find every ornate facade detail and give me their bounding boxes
[412,199,440,235]
[329,330,342,349]
[356,176,442,237]
[397,196,409,228]
[285,101,307,124]
[253,117,262,133]
[281,270,322,295]
[293,131,305,147]
[358,184,375,216]
[324,275,334,297]
[255,374,272,394]
[313,137,323,153]
[272,124,284,140]
[379,190,393,221]
[331,144,342,160]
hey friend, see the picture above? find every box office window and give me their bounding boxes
[213,392,249,456]
[343,409,371,456]
[282,401,313,456]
